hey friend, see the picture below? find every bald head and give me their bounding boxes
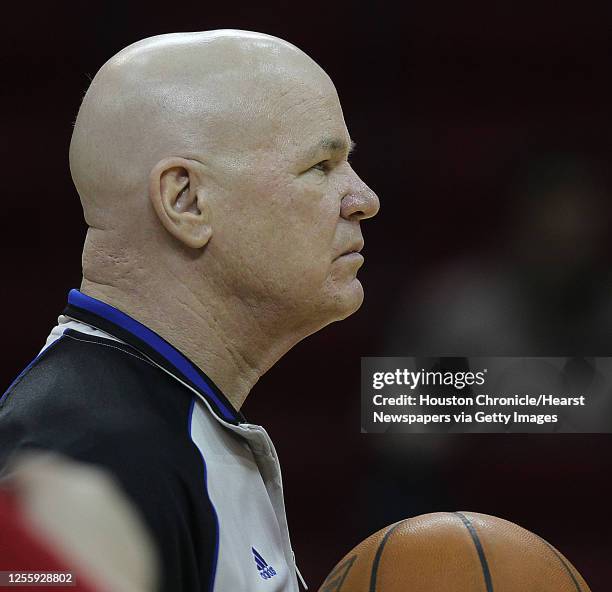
[70,29,333,230]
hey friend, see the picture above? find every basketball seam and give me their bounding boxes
[453,512,494,592]
[320,555,357,592]
[368,520,406,592]
[537,537,583,592]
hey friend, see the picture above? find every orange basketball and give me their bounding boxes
[319,512,591,592]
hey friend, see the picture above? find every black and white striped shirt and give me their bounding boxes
[0,289,305,592]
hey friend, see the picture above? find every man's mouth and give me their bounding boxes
[342,250,362,256]
[336,240,365,261]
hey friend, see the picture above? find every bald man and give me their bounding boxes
[0,30,379,592]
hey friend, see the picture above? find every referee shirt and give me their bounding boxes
[0,289,306,592]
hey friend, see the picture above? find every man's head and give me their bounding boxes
[71,30,379,340]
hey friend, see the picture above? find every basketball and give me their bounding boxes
[319,511,591,591]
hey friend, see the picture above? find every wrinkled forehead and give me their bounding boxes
[165,64,351,172]
[250,65,349,156]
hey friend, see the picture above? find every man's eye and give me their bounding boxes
[311,160,330,173]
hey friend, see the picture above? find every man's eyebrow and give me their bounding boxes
[304,138,357,159]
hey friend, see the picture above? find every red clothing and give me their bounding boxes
[0,488,100,591]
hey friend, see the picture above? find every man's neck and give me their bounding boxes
[79,278,297,410]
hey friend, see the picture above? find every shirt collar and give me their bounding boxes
[63,289,244,424]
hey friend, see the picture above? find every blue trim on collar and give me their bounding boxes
[68,289,238,422]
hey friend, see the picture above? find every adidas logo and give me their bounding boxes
[252,547,277,580]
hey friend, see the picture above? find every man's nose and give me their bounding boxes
[340,182,380,221]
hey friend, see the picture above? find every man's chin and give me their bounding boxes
[297,280,364,339]
[332,278,365,321]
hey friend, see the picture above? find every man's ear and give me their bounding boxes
[149,157,212,249]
